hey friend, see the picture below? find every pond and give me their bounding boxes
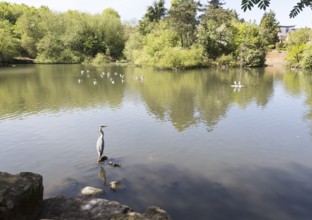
[1,64,312,220]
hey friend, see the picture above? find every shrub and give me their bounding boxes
[301,43,312,69]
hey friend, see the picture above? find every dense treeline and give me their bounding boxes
[1,1,311,69]
[0,2,124,65]
[125,0,282,69]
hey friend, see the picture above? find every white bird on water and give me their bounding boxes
[96,125,107,163]
[231,81,244,88]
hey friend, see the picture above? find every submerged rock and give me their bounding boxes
[108,161,121,167]
[109,181,120,191]
[0,172,43,220]
[81,186,104,196]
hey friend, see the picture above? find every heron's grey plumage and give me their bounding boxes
[96,125,107,162]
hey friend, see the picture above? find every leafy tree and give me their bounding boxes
[301,43,312,69]
[145,0,167,22]
[100,8,125,59]
[139,0,167,35]
[0,19,19,64]
[199,2,237,58]
[259,10,280,46]
[285,28,312,67]
[15,6,51,58]
[168,0,199,48]
[234,22,266,67]
[0,2,29,24]
[206,0,225,9]
[241,0,312,18]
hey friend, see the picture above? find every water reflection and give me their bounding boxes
[98,166,107,185]
[1,64,312,220]
[113,162,312,220]
[0,64,309,132]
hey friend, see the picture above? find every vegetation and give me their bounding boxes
[1,1,311,70]
[0,2,124,65]
[285,28,312,69]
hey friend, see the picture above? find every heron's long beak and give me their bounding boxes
[100,125,108,128]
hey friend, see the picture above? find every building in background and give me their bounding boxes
[278,25,296,42]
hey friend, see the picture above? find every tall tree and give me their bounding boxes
[199,1,237,58]
[168,0,199,48]
[259,10,280,46]
[0,19,19,64]
[139,0,167,35]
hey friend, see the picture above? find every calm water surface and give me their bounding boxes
[1,64,312,220]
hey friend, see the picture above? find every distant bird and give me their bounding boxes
[96,125,107,163]
[81,70,84,75]
[93,79,97,85]
[231,81,244,88]
[78,78,82,83]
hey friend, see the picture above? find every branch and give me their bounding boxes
[289,0,312,18]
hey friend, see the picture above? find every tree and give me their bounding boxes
[199,2,237,58]
[168,0,199,48]
[139,0,167,35]
[285,28,312,67]
[15,6,51,58]
[259,10,280,46]
[207,0,225,9]
[241,0,312,18]
[0,19,19,64]
[234,22,266,67]
[145,0,167,22]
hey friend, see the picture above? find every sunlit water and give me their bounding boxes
[1,64,312,220]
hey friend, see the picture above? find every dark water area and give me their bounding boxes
[1,64,312,219]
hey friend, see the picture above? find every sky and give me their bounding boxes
[3,0,312,28]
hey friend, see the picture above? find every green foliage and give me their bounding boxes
[132,21,205,69]
[0,3,126,64]
[168,0,199,48]
[35,32,80,63]
[259,10,280,46]
[14,7,51,58]
[90,53,112,65]
[276,42,285,51]
[139,0,167,35]
[199,6,238,59]
[285,28,312,67]
[287,28,312,46]
[286,43,306,65]
[0,19,19,63]
[124,31,143,61]
[215,54,237,67]
[301,43,312,69]
[237,43,266,67]
[241,0,312,18]
[234,22,266,67]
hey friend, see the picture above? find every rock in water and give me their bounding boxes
[81,186,104,196]
[0,172,43,220]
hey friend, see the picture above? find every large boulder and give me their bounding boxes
[0,172,44,220]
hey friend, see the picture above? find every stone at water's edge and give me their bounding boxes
[38,196,171,220]
[80,186,104,196]
[0,172,44,220]
[0,171,171,220]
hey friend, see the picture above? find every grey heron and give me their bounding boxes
[97,125,107,163]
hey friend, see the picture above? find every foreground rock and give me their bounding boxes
[0,172,44,220]
[0,171,171,220]
[38,196,171,220]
